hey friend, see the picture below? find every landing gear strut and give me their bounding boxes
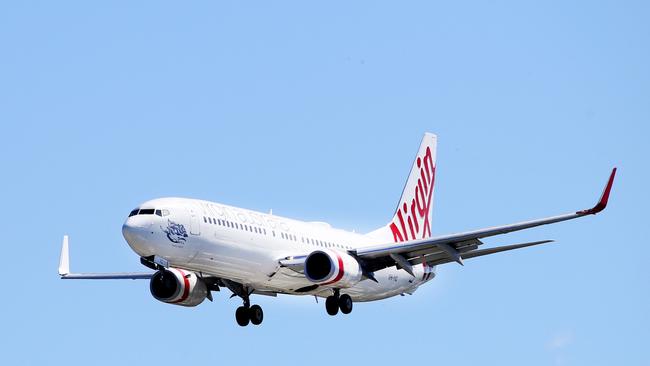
[325,290,353,316]
[223,280,264,327]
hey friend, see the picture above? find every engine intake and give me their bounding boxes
[150,268,207,307]
[304,250,362,288]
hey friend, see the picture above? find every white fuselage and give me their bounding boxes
[122,197,434,302]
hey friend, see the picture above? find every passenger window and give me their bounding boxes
[129,209,139,217]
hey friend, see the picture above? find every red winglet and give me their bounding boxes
[577,167,617,215]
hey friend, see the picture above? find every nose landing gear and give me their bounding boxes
[325,290,353,316]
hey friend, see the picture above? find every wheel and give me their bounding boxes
[249,304,264,325]
[325,296,339,316]
[339,294,353,314]
[235,306,250,327]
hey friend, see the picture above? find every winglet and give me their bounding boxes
[58,235,70,276]
[577,168,617,215]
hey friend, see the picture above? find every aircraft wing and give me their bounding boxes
[353,168,616,274]
[58,235,154,279]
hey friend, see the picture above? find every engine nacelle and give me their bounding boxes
[304,249,362,288]
[150,268,208,307]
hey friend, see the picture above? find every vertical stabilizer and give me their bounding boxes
[367,133,437,243]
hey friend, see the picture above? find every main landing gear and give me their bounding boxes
[222,279,264,327]
[235,296,264,327]
[325,290,353,316]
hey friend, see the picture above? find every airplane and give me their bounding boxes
[58,133,617,326]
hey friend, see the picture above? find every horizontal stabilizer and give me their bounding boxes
[460,240,554,260]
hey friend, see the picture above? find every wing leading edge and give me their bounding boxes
[355,168,617,273]
[58,235,153,280]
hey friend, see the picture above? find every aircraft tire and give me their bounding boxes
[339,294,353,314]
[325,296,339,316]
[235,306,250,326]
[250,304,264,325]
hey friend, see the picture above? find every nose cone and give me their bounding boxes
[122,216,155,256]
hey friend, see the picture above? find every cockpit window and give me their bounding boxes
[131,208,170,217]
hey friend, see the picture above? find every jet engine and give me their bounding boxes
[304,250,362,288]
[150,268,208,307]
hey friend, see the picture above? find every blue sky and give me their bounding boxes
[1,1,648,365]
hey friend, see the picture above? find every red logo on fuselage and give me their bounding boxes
[389,146,435,243]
